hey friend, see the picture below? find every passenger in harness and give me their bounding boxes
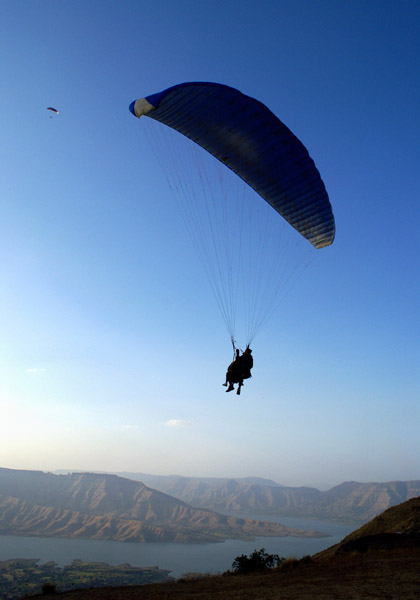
[223,347,253,395]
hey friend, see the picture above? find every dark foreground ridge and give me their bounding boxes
[27,548,420,599]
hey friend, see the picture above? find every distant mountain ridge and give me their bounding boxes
[66,471,420,524]
[0,468,322,543]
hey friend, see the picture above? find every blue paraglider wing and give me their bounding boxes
[130,82,335,248]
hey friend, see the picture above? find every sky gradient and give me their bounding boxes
[1,0,419,489]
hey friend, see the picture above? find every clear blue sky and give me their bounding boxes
[1,0,419,489]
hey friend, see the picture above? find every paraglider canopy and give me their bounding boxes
[46,107,59,114]
[129,82,335,249]
[129,82,335,347]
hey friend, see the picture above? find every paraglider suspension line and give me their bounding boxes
[231,336,237,359]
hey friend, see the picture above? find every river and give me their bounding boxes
[0,516,354,578]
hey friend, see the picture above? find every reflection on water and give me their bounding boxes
[0,517,354,578]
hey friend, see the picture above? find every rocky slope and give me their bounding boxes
[107,472,420,523]
[0,468,322,543]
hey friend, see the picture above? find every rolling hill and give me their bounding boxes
[316,495,420,557]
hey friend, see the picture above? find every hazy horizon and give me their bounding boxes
[2,465,419,493]
[2,1,419,491]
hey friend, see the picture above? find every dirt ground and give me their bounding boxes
[31,549,420,600]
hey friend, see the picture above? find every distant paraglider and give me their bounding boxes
[46,107,59,119]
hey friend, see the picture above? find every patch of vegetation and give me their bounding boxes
[0,558,171,599]
[229,548,284,575]
[41,581,58,595]
[224,549,314,577]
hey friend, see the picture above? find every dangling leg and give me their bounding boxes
[223,371,228,386]
[226,373,235,392]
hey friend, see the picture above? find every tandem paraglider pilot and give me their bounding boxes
[129,83,335,390]
[223,347,253,395]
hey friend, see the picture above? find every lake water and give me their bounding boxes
[0,516,354,578]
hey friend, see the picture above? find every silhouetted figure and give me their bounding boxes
[223,349,240,389]
[240,347,253,380]
[223,347,253,395]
